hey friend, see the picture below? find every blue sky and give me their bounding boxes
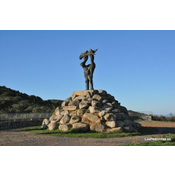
[0,30,175,115]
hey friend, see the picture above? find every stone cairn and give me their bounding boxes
[41,90,142,132]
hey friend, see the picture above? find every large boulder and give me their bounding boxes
[77,109,86,116]
[42,119,49,126]
[134,122,142,129]
[63,106,77,111]
[83,113,100,122]
[106,127,122,132]
[60,114,70,124]
[98,89,107,96]
[48,121,58,130]
[69,115,80,124]
[116,120,125,127]
[41,119,50,129]
[114,113,128,120]
[98,110,107,117]
[59,124,71,131]
[106,121,116,128]
[92,94,102,101]
[102,103,113,112]
[90,123,105,132]
[49,114,63,122]
[123,126,136,132]
[104,113,116,121]
[89,106,101,113]
[68,99,80,107]
[123,119,134,127]
[54,107,61,115]
[72,123,89,132]
[91,100,102,108]
[79,101,90,109]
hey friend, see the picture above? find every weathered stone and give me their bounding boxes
[92,94,102,101]
[106,94,115,102]
[106,127,122,132]
[71,94,78,101]
[81,117,90,124]
[77,109,86,116]
[50,114,63,122]
[41,119,49,129]
[98,89,107,96]
[73,96,83,101]
[112,101,119,108]
[60,114,70,124]
[98,110,107,117]
[41,123,48,129]
[91,100,102,108]
[83,113,100,122]
[123,119,134,127]
[61,101,69,107]
[102,99,109,104]
[114,113,128,120]
[90,123,105,132]
[89,106,101,113]
[64,97,72,103]
[73,90,97,97]
[68,99,80,107]
[69,115,80,124]
[120,106,128,115]
[87,98,93,103]
[106,121,116,128]
[42,119,49,126]
[83,91,92,98]
[61,110,69,116]
[72,123,89,132]
[112,109,120,113]
[134,122,142,128]
[63,106,77,111]
[104,113,116,121]
[79,101,90,109]
[59,124,71,131]
[102,103,113,112]
[48,121,58,130]
[116,120,125,127]
[53,107,61,115]
[69,111,77,117]
[123,126,136,132]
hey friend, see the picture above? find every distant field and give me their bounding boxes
[138,120,175,134]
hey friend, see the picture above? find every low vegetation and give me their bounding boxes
[0,86,63,113]
[152,115,175,122]
[16,125,159,138]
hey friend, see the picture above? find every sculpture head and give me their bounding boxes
[79,50,88,60]
[88,49,98,56]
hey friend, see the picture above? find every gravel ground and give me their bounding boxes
[1,121,174,146]
[0,129,159,146]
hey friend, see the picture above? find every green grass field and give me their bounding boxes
[16,125,159,138]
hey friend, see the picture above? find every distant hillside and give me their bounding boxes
[128,110,147,117]
[0,86,63,113]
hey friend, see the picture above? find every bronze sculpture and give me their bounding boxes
[79,49,98,90]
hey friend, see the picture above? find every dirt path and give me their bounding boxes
[0,121,174,146]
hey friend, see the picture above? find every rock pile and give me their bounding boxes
[41,90,141,132]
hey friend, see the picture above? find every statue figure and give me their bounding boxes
[79,49,98,90]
